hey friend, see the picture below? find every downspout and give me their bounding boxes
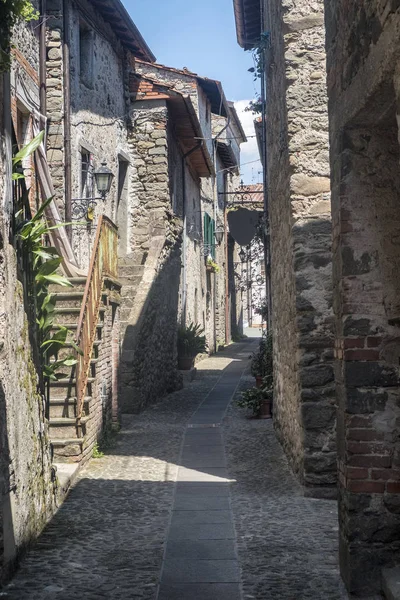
[181,141,202,326]
[63,0,72,237]
[224,175,230,345]
[39,0,46,117]
[260,1,271,331]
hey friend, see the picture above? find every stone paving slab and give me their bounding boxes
[165,539,237,560]
[175,483,231,496]
[177,466,230,482]
[157,583,242,600]
[162,559,240,583]
[170,509,232,524]
[167,521,236,540]
[173,495,231,511]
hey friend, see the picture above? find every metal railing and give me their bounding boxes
[75,215,118,423]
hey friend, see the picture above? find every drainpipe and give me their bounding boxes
[260,1,271,331]
[181,141,202,326]
[224,175,230,345]
[63,0,72,237]
[39,0,46,117]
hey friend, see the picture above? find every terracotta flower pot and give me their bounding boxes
[259,398,272,419]
[255,376,263,389]
[178,356,195,370]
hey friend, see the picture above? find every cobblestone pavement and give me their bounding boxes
[224,372,349,600]
[3,341,351,599]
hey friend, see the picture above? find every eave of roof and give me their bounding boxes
[233,0,261,50]
[227,101,247,144]
[135,59,228,117]
[254,118,263,164]
[92,0,155,61]
[216,141,239,174]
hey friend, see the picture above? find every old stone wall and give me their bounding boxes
[45,0,131,269]
[264,0,335,496]
[1,47,56,582]
[324,0,400,594]
[119,102,182,413]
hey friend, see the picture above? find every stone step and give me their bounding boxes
[51,438,84,462]
[49,376,95,397]
[53,306,105,325]
[49,277,87,293]
[383,567,400,600]
[53,291,84,308]
[56,342,100,361]
[50,322,104,333]
[49,417,89,439]
[49,396,91,419]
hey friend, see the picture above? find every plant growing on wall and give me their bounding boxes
[0,0,39,72]
[206,257,220,273]
[14,132,80,382]
[248,32,270,81]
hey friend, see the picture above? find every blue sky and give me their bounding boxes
[124,0,262,183]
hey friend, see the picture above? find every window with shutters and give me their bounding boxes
[203,212,216,259]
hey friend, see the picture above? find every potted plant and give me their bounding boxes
[236,387,265,416]
[247,332,273,417]
[206,257,219,273]
[177,323,207,370]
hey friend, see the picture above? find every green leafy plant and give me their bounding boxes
[247,32,270,81]
[245,96,263,115]
[14,132,81,381]
[250,331,273,384]
[236,387,265,415]
[0,1,39,72]
[206,257,220,273]
[177,323,207,358]
[92,443,104,459]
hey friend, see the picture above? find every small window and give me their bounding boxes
[79,21,94,88]
[81,149,93,199]
[203,213,216,259]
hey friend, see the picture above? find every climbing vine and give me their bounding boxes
[0,1,39,72]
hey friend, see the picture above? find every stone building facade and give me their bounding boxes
[324,1,400,595]
[119,62,245,412]
[234,0,335,497]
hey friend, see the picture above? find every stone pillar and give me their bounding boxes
[266,0,335,496]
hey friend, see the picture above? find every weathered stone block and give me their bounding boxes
[301,364,334,387]
[344,362,398,388]
[302,402,336,430]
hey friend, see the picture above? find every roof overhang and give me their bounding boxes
[197,78,228,117]
[169,96,215,177]
[254,118,263,164]
[92,0,155,61]
[228,101,247,144]
[233,0,261,50]
[216,141,239,174]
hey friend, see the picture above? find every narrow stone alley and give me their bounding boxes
[3,342,347,600]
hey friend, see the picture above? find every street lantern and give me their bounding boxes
[239,247,247,263]
[94,161,114,199]
[214,227,225,245]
